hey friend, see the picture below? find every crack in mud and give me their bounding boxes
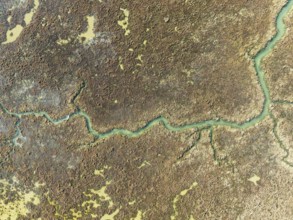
[272,100,293,105]
[177,130,202,160]
[270,112,293,167]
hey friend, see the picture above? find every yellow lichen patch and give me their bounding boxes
[0,178,40,220]
[91,213,98,218]
[34,181,46,188]
[118,8,130,36]
[24,0,40,25]
[78,16,96,44]
[189,215,195,220]
[7,15,12,23]
[170,181,198,220]
[70,209,83,219]
[46,167,118,219]
[136,54,143,65]
[88,181,114,208]
[69,180,115,218]
[119,56,124,70]
[2,25,24,44]
[129,200,136,205]
[138,160,151,169]
[182,69,195,85]
[94,165,111,177]
[2,0,39,44]
[44,192,64,218]
[248,174,260,186]
[130,210,145,220]
[100,208,120,220]
[56,38,70,45]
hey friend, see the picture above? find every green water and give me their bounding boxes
[91,0,293,139]
[1,0,293,142]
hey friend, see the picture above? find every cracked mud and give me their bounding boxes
[1,0,293,219]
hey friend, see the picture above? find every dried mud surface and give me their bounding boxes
[0,0,293,219]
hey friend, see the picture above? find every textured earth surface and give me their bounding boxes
[0,0,293,219]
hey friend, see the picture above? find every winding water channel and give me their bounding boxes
[1,0,293,142]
